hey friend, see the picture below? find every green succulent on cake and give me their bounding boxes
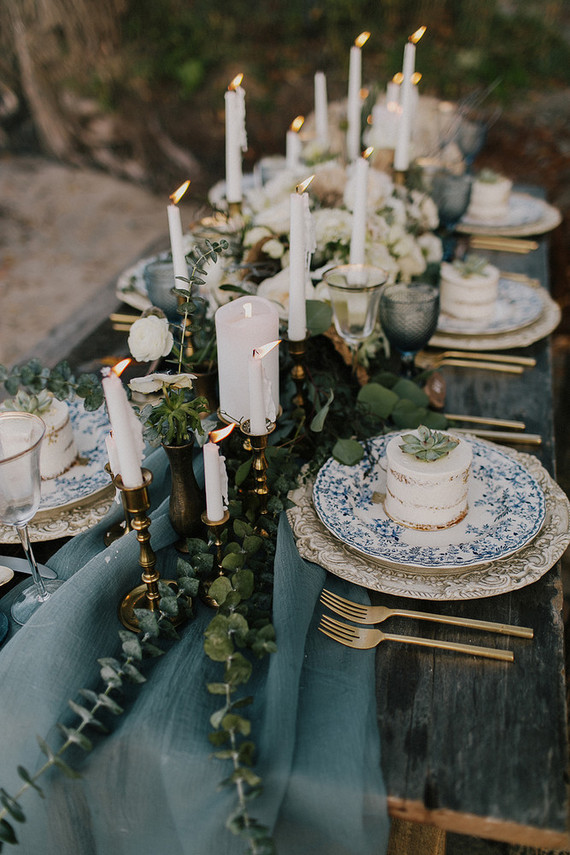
[452,254,488,277]
[478,168,500,183]
[2,388,53,415]
[400,425,459,461]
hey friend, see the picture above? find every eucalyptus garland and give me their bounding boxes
[0,331,448,854]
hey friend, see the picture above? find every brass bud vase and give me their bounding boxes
[162,441,205,547]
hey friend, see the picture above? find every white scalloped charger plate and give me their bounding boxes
[437,278,543,335]
[288,443,570,601]
[312,433,545,571]
[457,193,562,236]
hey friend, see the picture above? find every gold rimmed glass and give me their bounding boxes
[323,264,387,368]
[0,412,63,625]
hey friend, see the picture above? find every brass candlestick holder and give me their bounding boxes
[288,336,309,410]
[115,469,187,632]
[103,464,132,546]
[393,169,407,186]
[200,509,230,608]
[240,419,276,517]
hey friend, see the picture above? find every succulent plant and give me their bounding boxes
[478,168,500,183]
[452,253,488,277]
[400,425,459,461]
[3,388,53,415]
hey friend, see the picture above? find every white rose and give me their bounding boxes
[128,315,173,362]
[417,232,443,264]
[257,266,315,321]
[396,241,427,281]
[129,372,195,394]
[263,238,285,259]
[253,198,291,235]
[243,226,273,247]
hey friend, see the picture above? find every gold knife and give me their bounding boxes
[453,428,542,445]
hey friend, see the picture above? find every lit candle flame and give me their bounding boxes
[228,73,244,91]
[410,26,426,44]
[296,174,315,194]
[355,31,370,48]
[290,115,304,133]
[360,87,369,100]
[392,72,404,85]
[366,114,373,125]
[112,358,132,378]
[363,146,374,160]
[169,180,190,205]
[412,72,422,85]
[253,340,281,359]
[210,423,235,444]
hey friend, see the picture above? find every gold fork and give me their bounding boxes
[318,615,514,661]
[320,590,533,638]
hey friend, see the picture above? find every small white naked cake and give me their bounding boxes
[384,426,472,530]
[440,255,500,324]
[466,168,512,223]
[39,396,78,480]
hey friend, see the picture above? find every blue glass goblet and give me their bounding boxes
[379,283,440,377]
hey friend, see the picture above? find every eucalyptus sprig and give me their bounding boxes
[0,359,103,412]
[172,238,230,372]
[0,582,192,852]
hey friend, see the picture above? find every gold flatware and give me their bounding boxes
[415,354,523,374]
[320,590,533,638]
[318,615,514,661]
[444,413,525,430]
[109,313,141,324]
[420,349,535,368]
[112,324,134,332]
[453,428,542,445]
[469,236,539,253]
[498,271,541,287]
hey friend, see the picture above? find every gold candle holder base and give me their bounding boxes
[240,420,276,517]
[104,464,132,546]
[288,336,309,410]
[200,509,231,608]
[114,469,188,632]
[393,169,407,186]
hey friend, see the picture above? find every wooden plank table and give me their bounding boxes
[375,235,569,850]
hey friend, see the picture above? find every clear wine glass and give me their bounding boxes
[0,412,63,625]
[323,264,387,370]
[379,282,440,377]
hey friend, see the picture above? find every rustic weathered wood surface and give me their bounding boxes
[375,234,569,850]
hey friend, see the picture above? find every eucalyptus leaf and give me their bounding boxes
[391,399,428,429]
[232,568,254,600]
[221,552,245,571]
[17,767,43,797]
[391,377,429,407]
[332,438,364,466]
[306,300,333,336]
[209,576,233,605]
[225,652,253,686]
[57,725,93,752]
[222,713,251,736]
[357,382,398,419]
[0,819,17,845]
[310,389,334,433]
[0,790,25,823]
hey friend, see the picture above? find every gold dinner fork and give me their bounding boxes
[318,615,514,661]
[320,589,533,638]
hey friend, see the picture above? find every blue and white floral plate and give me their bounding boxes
[437,278,543,335]
[457,193,561,237]
[312,433,546,571]
[38,399,112,513]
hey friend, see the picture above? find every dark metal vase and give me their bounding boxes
[162,441,205,542]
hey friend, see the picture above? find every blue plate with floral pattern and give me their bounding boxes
[313,433,546,570]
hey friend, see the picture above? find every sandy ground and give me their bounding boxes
[0,154,200,368]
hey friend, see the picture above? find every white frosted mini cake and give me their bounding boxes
[38,396,78,480]
[466,169,512,223]
[384,427,472,530]
[440,256,500,324]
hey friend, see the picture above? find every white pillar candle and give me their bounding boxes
[314,71,329,148]
[288,190,307,341]
[101,365,144,489]
[394,28,425,172]
[215,295,280,425]
[203,439,225,521]
[167,201,189,284]
[349,153,369,265]
[225,76,247,204]
[248,351,267,435]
